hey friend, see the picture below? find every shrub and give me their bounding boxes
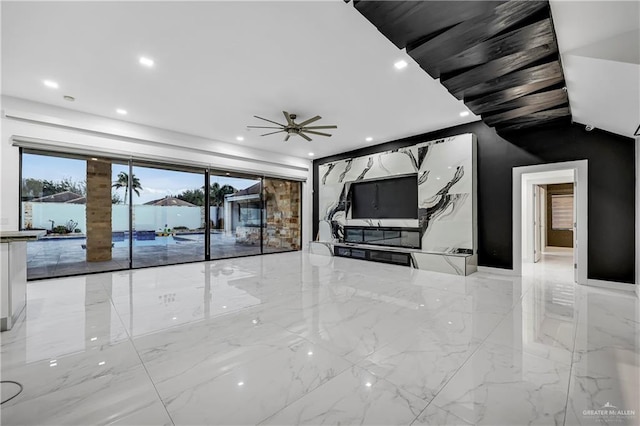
[74,228,82,233]
[53,225,69,234]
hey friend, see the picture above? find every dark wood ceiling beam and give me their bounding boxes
[461,60,562,99]
[442,43,558,98]
[483,92,569,126]
[483,88,568,116]
[438,19,554,76]
[496,107,571,131]
[466,74,564,114]
[354,1,503,49]
[407,0,547,72]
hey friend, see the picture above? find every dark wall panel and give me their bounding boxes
[313,121,635,283]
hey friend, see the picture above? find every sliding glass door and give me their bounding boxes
[21,150,303,279]
[130,162,206,268]
[209,173,262,259]
[21,152,130,279]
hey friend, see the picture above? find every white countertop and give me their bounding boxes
[0,230,46,242]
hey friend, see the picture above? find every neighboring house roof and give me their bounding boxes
[66,196,87,204]
[30,191,85,203]
[229,182,261,197]
[144,196,197,207]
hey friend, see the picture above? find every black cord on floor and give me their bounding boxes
[1,380,23,404]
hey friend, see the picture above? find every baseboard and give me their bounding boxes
[586,279,636,292]
[477,266,517,276]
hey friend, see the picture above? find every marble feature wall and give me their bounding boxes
[318,133,476,255]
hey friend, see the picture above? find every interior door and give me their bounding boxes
[573,179,578,282]
[540,185,547,251]
[534,185,542,263]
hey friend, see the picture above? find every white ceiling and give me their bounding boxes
[0,0,479,160]
[550,0,640,138]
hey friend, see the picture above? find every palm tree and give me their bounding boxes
[209,182,235,207]
[112,172,142,202]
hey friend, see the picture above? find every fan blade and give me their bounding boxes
[299,132,312,141]
[302,125,337,129]
[254,115,285,127]
[284,134,291,142]
[283,111,294,126]
[303,130,332,137]
[298,115,321,127]
[247,126,283,129]
[261,130,286,136]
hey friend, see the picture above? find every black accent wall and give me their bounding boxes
[313,121,635,284]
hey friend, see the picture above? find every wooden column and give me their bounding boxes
[86,159,112,262]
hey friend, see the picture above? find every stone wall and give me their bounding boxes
[86,159,112,262]
[263,179,301,251]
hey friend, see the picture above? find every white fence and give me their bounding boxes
[23,202,204,232]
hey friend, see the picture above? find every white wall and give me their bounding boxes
[133,205,201,231]
[24,203,86,232]
[1,96,313,246]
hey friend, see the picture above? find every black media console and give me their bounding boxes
[333,244,413,267]
[343,226,421,249]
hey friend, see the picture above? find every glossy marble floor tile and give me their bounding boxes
[429,341,572,425]
[1,250,638,425]
[260,366,428,425]
[564,366,639,426]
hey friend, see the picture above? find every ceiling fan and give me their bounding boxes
[248,111,337,141]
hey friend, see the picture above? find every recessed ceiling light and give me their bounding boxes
[91,157,98,161]
[459,111,470,117]
[394,60,408,70]
[236,136,244,141]
[225,172,230,176]
[308,152,315,157]
[365,137,373,142]
[139,56,154,67]
[116,109,128,115]
[43,80,59,89]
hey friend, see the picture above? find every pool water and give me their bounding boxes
[113,235,204,248]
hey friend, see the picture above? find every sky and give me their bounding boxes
[23,153,259,204]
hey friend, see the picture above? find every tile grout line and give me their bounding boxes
[100,273,177,426]
[408,281,523,425]
[254,333,357,425]
[562,296,581,426]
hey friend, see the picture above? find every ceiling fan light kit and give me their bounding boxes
[247,111,337,141]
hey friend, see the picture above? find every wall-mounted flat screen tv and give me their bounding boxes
[350,175,418,219]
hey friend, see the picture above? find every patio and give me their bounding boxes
[26,232,263,279]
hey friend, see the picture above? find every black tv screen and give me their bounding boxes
[350,175,418,219]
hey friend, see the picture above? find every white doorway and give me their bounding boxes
[513,161,588,284]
